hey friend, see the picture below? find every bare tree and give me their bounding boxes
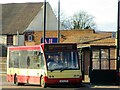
[62,11,96,30]
[53,8,67,30]
[54,9,96,30]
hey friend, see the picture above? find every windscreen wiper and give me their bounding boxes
[49,68,60,72]
[60,67,68,72]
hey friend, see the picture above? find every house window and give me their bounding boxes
[7,35,13,45]
[28,35,33,41]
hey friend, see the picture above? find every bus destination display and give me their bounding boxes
[45,44,77,51]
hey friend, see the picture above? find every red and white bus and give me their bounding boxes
[7,43,82,87]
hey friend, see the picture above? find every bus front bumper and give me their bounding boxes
[43,76,82,85]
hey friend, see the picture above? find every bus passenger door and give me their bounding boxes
[39,52,46,76]
[27,51,41,84]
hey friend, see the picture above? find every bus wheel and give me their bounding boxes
[14,75,24,86]
[14,75,18,85]
[41,76,46,88]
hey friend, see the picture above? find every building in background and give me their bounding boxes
[24,29,115,46]
[0,2,59,56]
[1,2,59,46]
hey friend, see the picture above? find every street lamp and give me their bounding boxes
[58,0,60,43]
[43,0,46,43]
[117,0,120,84]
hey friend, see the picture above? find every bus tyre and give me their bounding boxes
[14,75,24,86]
[14,75,18,85]
[41,76,46,88]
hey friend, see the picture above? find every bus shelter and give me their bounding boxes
[78,45,117,84]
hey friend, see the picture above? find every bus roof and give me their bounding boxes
[8,43,77,51]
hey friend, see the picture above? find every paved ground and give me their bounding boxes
[0,57,120,90]
[0,74,120,90]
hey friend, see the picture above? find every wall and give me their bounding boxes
[84,50,90,75]
[13,35,24,46]
[0,35,24,46]
[0,35,7,45]
[24,30,95,46]
[26,3,59,31]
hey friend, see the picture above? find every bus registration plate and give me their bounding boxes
[59,80,68,83]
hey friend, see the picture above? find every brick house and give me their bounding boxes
[0,2,58,56]
[1,2,59,46]
[24,29,115,46]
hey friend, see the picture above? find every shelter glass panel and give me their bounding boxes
[92,59,100,69]
[92,50,99,59]
[110,60,116,70]
[110,48,116,70]
[101,49,109,70]
[101,59,109,69]
[92,49,100,69]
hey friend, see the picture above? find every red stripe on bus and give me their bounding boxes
[7,74,40,84]
[9,46,40,51]
[7,74,14,82]
[7,74,82,85]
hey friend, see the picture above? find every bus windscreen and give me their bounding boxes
[45,51,79,71]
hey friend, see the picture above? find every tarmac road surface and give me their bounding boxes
[0,74,120,90]
[0,74,85,90]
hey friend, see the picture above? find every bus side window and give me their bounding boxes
[9,51,14,68]
[27,56,30,67]
[37,52,41,68]
[28,51,41,69]
[14,51,19,68]
[19,50,28,68]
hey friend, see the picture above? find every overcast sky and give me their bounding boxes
[0,0,118,31]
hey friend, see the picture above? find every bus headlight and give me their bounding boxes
[49,75,54,78]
